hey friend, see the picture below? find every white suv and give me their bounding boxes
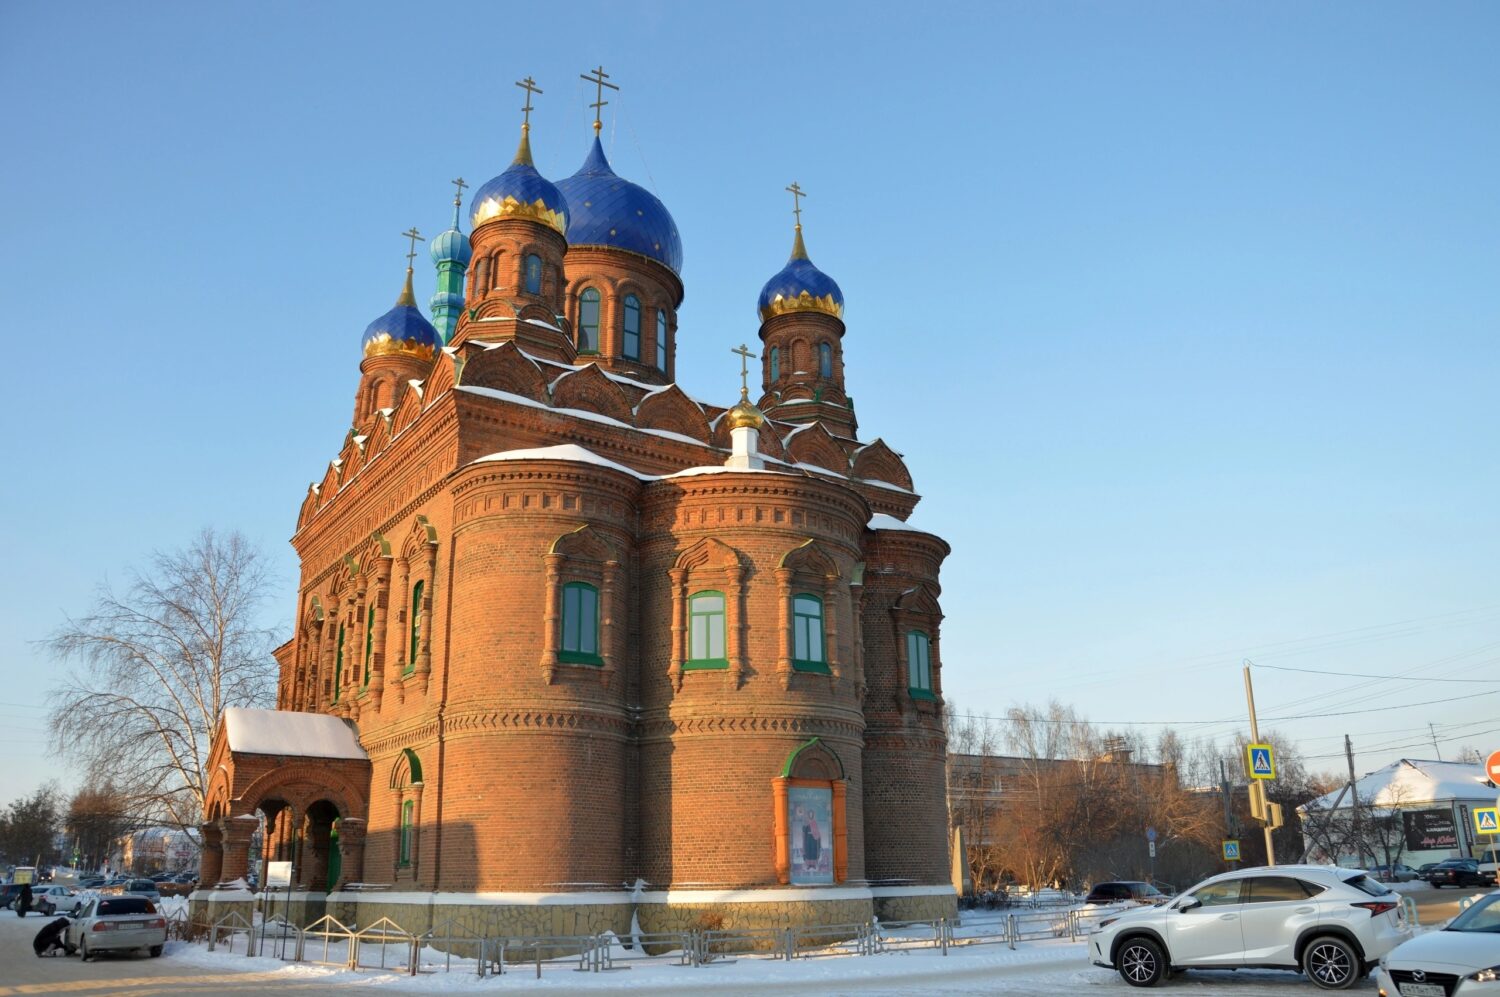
[1090,864,1412,989]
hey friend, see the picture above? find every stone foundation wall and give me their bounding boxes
[637,896,874,953]
[872,890,956,923]
[187,889,255,934]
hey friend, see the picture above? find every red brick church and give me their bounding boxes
[195,75,954,936]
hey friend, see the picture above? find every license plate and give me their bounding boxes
[1398,983,1445,997]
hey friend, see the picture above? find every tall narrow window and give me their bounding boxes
[363,606,375,686]
[907,631,933,698]
[656,311,668,370]
[578,288,600,353]
[407,580,424,674]
[687,591,727,669]
[623,294,641,360]
[524,254,542,295]
[399,799,414,866]
[819,342,833,378]
[770,347,780,382]
[333,623,345,702]
[792,594,827,672]
[560,582,601,664]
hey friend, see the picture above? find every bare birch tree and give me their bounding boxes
[45,530,278,833]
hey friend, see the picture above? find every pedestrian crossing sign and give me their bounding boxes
[1246,743,1276,780]
[1223,840,1241,861]
[1475,807,1499,835]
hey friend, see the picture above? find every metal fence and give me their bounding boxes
[198,903,1103,977]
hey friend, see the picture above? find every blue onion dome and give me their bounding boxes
[757,225,844,322]
[555,136,683,275]
[362,269,441,361]
[429,203,471,266]
[468,126,568,235]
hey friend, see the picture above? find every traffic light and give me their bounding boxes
[1267,802,1284,830]
[1248,782,1266,821]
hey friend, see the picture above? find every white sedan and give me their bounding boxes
[64,895,167,961]
[32,885,79,915]
[1376,891,1500,996]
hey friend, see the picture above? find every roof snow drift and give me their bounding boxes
[1302,758,1495,812]
[222,707,367,760]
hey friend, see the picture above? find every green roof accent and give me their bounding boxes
[780,737,845,780]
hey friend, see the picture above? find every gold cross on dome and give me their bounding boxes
[786,182,806,227]
[450,176,468,207]
[515,77,542,128]
[580,65,619,133]
[731,343,757,397]
[401,227,424,267]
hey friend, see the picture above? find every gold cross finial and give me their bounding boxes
[580,65,619,133]
[731,343,757,399]
[450,177,468,207]
[402,227,424,268]
[515,77,542,129]
[786,182,806,228]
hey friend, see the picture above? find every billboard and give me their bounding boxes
[1403,808,1458,851]
[787,786,834,885]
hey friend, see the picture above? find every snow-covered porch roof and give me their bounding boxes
[1300,758,1496,812]
[221,707,368,760]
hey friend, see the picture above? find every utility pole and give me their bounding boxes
[1430,723,1443,761]
[1220,758,1239,868]
[1244,662,1276,866]
[1346,734,1363,866]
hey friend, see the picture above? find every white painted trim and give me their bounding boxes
[646,887,875,904]
[327,890,635,907]
[191,888,255,902]
[323,883,955,907]
[868,885,958,899]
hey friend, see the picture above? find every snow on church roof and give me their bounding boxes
[222,707,367,760]
[1302,758,1496,812]
[471,444,648,478]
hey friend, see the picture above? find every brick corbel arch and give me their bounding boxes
[776,540,842,690]
[361,532,394,713]
[669,537,746,691]
[892,583,944,713]
[542,524,622,687]
[394,516,439,698]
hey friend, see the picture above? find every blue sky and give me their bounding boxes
[1,1,1496,805]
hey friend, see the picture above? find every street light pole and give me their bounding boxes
[1244,661,1276,866]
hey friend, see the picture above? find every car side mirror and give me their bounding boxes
[1177,898,1202,912]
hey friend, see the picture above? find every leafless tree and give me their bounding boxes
[45,530,278,833]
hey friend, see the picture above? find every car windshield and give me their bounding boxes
[1446,894,1500,933]
[97,897,155,915]
[1343,874,1392,897]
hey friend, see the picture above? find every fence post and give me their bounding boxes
[294,926,304,963]
[1007,913,1017,950]
[941,917,949,956]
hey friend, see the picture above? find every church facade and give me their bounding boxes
[196,78,954,936]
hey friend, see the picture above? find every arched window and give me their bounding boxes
[907,631,933,698]
[560,582,601,664]
[623,294,641,360]
[792,594,826,671]
[333,623,345,702]
[769,347,780,382]
[363,606,375,686]
[819,342,833,378]
[687,590,727,669]
[578,288,600,353]
[524,254,542,295]
[656,311,668,370]
[399,799,415,866]
[407,580,424,674]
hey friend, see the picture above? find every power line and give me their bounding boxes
[1254,662,1500,684]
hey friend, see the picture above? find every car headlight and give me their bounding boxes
[1098,917,1119,930]
[1472,966,1500,983]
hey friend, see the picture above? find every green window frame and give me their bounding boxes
[686,590,727,669]
[407,580,423,674]
[333,623,345,702]
[362,605,374,687]
[398,799,414,866]
[769,346,780,382]
[623,294,641,360]
[524,253,542,295]
[792,594,829,673]
[907,630,934,699]
[578,288,600,353]
[656,310,668,369]
[560,582,602,665]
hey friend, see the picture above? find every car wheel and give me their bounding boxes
[80,938,91,962]
[1304,935,1359,990]
[149,944,163,958]
[1117,936,1168,988]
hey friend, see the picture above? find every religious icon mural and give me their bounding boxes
[787,785,834,884]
